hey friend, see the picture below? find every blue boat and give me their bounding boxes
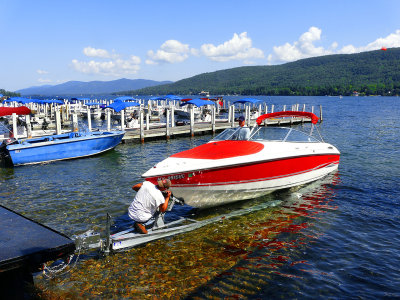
[1,130,125,166]
[0,106,125,166]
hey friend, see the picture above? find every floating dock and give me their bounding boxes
[0,205,75,298]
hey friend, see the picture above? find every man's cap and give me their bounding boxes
[157,179,171,189]
[238,115,245,122]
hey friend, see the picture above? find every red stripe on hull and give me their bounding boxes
[146,154,340,187]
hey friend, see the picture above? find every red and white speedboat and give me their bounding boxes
[142,111,340,208]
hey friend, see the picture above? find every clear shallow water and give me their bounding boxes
[1,96,400,298]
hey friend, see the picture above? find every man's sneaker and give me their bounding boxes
[134,222,148,234]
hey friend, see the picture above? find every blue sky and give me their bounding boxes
[1,0,400,91]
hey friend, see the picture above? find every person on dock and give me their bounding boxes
[233,115,250,140]
[128,179,172,234]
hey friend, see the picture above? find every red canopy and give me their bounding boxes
[0,106,32,117]
[256,111,319,125]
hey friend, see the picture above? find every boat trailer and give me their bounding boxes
[43,197,281,278]
[73,197,282,255]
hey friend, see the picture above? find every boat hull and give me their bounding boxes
[144,154,340,208]
[5,131,125,166]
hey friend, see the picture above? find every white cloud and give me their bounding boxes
[200,32,264,62]
[268,27,333,63]
[37,69,49,74]
[72,46,141,76]
[83,47,114,59]
[72,55,141,76]
[146,40,191,64]
[338,29,400,54]
[268,27,400,64]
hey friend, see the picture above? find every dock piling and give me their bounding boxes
[231,105,235,127]
[190,106,194,137]
[171,105,175,127]
[72,113,78,132]
[107,110,111,131]
[319,105,323,122]
[140,109,144,143]
[55,109,62,135]
[212,106,216,134]
[26,115,32,138]
[120,110,125,131]
[87,107,92,132]
[166,109,170,140]
[12,113,18,139]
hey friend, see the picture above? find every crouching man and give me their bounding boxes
[128,179,172,234]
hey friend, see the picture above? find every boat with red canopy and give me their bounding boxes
[142,111,340,208]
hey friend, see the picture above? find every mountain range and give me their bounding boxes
[16,78,172,96]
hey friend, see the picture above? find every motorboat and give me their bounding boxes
[0,106,125,166]
[142,111,340,208]
[0,130,125,166]
[80,102,104,120]
[199,91,210,97]
[175,98,216,121]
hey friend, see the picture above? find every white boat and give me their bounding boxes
[142,111,340,208]
[175,98,216,120]
[199,91,210,97]
[80,102,103,120]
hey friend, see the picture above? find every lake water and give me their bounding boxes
[1,96,399,298]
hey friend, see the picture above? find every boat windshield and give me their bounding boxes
[250,127,319,142]
[212,128,240,141]
[212,126,319,142]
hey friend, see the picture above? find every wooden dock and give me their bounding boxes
[1,98,322,144]
[122,117,312,143]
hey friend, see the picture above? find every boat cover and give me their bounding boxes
[180,99,216,107]
[114,96,138,102]
[105,101,140,112]
[256,111,319,125]
[3,98,63,104]
[149,96,166,100]
[0,106,31,117]
[165,95,183,100]
[85,102,103,106]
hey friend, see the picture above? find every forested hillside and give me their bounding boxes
[122,48,400,96]
[0,89,20,98]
